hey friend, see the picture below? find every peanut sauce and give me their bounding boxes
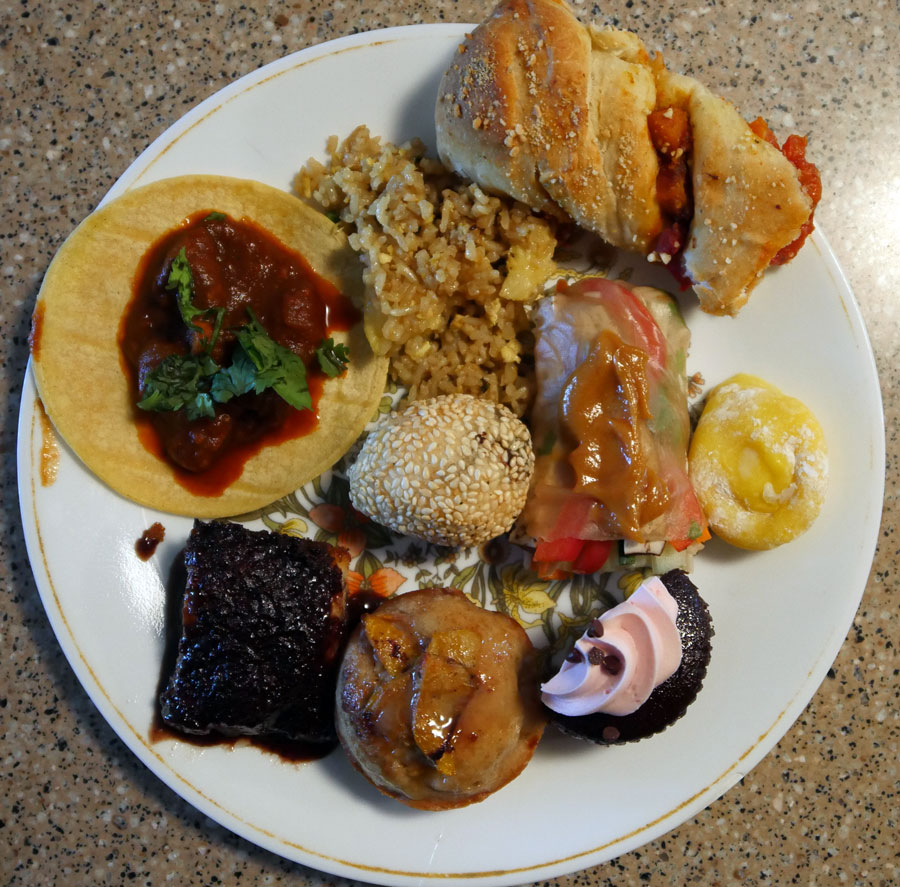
[562,329,670,536]
[119,211,359,495]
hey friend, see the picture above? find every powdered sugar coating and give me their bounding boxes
[688,374,828,550]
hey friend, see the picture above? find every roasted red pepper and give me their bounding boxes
[749,118,821,264]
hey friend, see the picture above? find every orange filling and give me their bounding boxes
[648,107,693,223]
[647,112,821,283]
[749,117,822,264]
[648,108,694,287]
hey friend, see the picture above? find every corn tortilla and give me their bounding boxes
[32,175,389,518]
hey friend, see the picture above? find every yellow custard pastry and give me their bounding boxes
[689,374,828,549]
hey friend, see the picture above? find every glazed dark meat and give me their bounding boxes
[159,520,349,747]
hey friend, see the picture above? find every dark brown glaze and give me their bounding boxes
[147,716,333,763]
[158,520,349,749]
[550,570,713,744]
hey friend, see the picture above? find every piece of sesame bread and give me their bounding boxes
[435,0,814,316]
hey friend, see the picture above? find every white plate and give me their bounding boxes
[18,24,885,887]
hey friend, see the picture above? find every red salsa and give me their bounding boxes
[119,211,359,489]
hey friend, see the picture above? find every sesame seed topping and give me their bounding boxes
[347,394,535,548]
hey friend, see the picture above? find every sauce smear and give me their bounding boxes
[136,522,166,560]
[36,398,59,486]
[147,717,334,763]
[29,301,45,360]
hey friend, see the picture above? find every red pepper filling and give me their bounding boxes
[646,111,821,288]
[532,538,614,579]
[647,108,695,289]
[749,117,822,264]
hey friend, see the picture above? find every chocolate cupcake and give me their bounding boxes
[542,570,713,744]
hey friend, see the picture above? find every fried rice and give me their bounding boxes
[296,126,557,416]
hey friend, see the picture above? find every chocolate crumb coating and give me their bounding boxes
[550,570,713,744]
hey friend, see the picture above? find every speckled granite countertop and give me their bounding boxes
[2,1,896,885]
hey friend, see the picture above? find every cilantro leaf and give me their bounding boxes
[166,248,201,330]
[138,353,219,418]
[204,211,227,221]
[236,309,312,411]
[139,306,313,421]
[315,337,350,378]
[210,346,256,403]
[165,247,224,351]
[187,392,215,421]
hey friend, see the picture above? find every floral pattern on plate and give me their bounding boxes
[247,465,646,667]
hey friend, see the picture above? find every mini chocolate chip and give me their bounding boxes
[601,725,621,742]
[565,648,583,663]
[587,647,605,666]
[602,653,622,675]
[586,618,604,638]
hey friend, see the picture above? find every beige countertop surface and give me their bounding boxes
[2,1,896,885]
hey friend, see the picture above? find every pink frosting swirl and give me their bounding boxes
[541,576,682,716]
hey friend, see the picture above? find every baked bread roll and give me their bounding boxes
[435,0,816,316]
[436,0,663,252]
[655,71,813,315]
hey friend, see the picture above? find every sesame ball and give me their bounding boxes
[347,394,535,547]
